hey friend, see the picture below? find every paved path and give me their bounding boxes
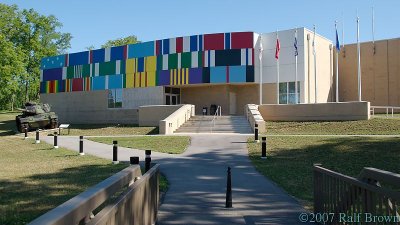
[42,135,310,225]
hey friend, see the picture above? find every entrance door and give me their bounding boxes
[229,92,236,115]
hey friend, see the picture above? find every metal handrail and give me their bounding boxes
[211,106,222,133]
[370,106,400,117]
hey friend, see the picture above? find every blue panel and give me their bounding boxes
[128,41,155,58]
[111,46,125,61]
[92,76,106,90]
[225,33,231,49]
[162,39,169,54]
[40,82,47,93]
[58,80,65,92]
[69,51,89,66]
[210,66,226,83]
[92,49,105,63]
[41,55,65,69]
[199,35,203,50]
[229,66,246,83]
[190,35,197,51]
[43,68,63,81]
[137,57,144,72]
[108,74,123,89]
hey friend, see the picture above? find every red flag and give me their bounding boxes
[275,38,280,59]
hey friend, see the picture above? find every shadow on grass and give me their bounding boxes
[70,124,159,135]
[0,118,17,136]
[249,137,400,206]
[0,164,126,225]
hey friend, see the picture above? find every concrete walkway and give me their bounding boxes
[42,135,311,225]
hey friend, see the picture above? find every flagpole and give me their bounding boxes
[372,6,375,54]
[313,25,317,103]
[259,35,263,105]
[335,21,339,102]
[295,28,298,104]
[357,13,362,101]
[276,30,280,104]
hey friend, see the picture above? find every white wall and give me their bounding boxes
[123,86,164,109]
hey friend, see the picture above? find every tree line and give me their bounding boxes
[0,3,139,110]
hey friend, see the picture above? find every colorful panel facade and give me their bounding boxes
[40,32,256,94]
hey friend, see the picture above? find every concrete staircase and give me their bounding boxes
[174,115,253,134]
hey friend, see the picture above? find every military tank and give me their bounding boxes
[16,102,58,132]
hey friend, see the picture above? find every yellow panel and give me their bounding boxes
[134,72,140,88]
[126,59,137,74]
[170,70,173,85]
[185,68,189,85]
[140,72,146,87]
[174,69,177,85]
[145,56,157,72]
[126,73,134,88]
[147,71,156,87]
[177,69,181,85]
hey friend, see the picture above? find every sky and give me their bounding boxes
[1,0,399,53]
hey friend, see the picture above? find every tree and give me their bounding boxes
[101,35,140,48]
[0,4,71,109]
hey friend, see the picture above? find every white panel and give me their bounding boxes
[62,67,67,80]
[122,86,164,109]
[105,75,109,89]
[177,53,181,69]
[169,38,176,54]
[94,63,99,76]
[183,36,190,52]
[105,48,111,62]
[162,55,168,70]
[116,60,121,74]
[210,50,215,67]
[247,48,253,66]
[204,50,209,67]
[241,49,246,65]
[40,70,43,82]
[191,52,198,68]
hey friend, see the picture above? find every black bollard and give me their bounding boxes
[254,123,259,143]
[261,137,267,159]
[24,128,28,140]
[130,156,139,165]
[112,140,119,164]
[53,132,58,149]
[35,129,40,144]
[225,167,232,208]
[145,150,151,172]
[79,136,84,155]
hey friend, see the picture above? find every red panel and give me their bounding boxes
[176,37,183,53]
[72,78,83,92]
[49,81,55,93]
[123,45,127,59]
[204,33,225,50]
[156,40,161,55]
[231,32,253,49]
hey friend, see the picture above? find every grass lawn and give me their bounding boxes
[248,136,400,209]
[264,117,400,135]
[59,124,158,136]
[0,136,128,224]
[88,136,191,154]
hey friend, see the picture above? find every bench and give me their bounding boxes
[58,124,70,135]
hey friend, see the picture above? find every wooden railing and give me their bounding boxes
[314,164,400,225]
[29,164,160,225]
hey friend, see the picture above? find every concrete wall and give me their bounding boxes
[338,38,400,106]
[259,101,370,121]
[254,28,333,104]
[138,105,182,126]
[41,91,138,124]
[159,104,195,134]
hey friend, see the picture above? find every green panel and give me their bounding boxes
[123,74,126,88]
[119,60,126,74]
[181,52,191,68]
[168,53,178,70]
[99,61,116,76]
[157,55,163,70]
[67,66,74,79]
[156,70,159,86]
[82,64,91,77]
[198,51,203,67]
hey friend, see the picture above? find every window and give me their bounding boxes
[108,89,123,108]
[279,82,300,104]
